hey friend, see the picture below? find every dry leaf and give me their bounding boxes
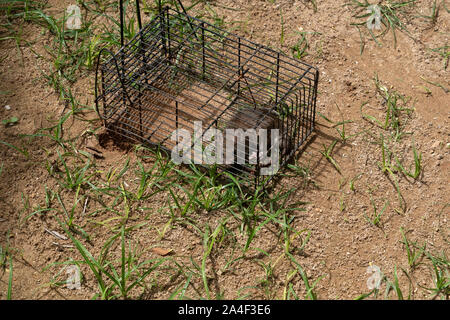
[52,242,74,248]
[45,228,68,240]
[151,247,173,256]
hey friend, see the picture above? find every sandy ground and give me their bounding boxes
[0,0,448,299]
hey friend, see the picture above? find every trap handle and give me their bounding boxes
[119,0,143,47]
[118,0,191,46]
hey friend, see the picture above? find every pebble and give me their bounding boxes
[431,141,440,150]
[4,105,10,110]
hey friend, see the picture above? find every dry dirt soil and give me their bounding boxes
[0,0,448,300]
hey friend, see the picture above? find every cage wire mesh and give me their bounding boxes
[95,1,319,188]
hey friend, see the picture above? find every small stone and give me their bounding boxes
[86,138,103,159]
[4,105,10,110]
[86,139,102,153]
[431,141,440,150]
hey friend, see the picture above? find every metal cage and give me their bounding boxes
[95,2,319,188]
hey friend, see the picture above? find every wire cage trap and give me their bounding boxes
[95,1,319,188]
